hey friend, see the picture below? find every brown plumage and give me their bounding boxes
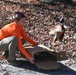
[49,18,67,46]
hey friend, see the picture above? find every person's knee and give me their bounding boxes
[12,36,18,43]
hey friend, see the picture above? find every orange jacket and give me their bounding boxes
[0,22,36,59]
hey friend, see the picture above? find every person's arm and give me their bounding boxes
[20,26,37,45]
[17,37,34,64]
[17,36,31,59]
[18,38,34,64]
[12,29,31,59]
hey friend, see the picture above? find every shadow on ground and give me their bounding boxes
[16,60,76,75]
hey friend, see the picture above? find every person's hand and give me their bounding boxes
[34,43,39,48]
[28,57,35,64]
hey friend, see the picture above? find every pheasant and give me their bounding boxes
[49,18,69,46]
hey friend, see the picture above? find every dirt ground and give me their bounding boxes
[0,0,76,75]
